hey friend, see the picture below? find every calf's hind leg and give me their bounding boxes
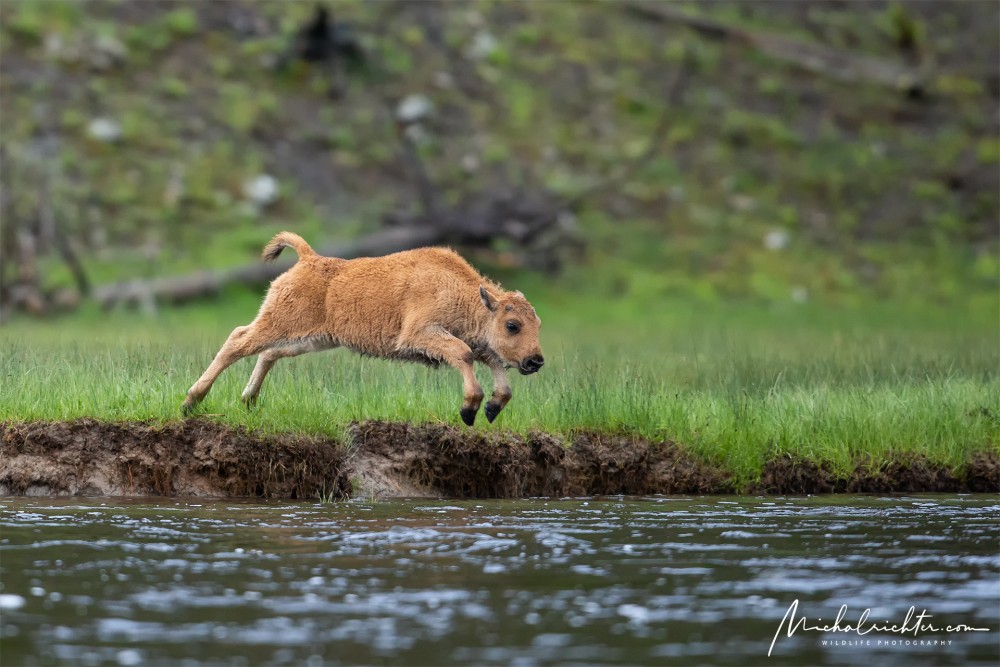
[241,337,337,407]
[240,349,282,408]
[182,324,270,413]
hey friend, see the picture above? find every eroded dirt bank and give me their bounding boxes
[1,419,997,498]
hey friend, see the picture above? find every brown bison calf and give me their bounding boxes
[182,232,544,425]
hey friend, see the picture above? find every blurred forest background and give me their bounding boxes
[0,0,997,321]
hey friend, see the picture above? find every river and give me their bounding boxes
[1,496,997,666]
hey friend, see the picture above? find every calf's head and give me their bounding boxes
[480,286,544,375]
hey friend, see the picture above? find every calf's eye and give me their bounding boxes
[506,321,521,334]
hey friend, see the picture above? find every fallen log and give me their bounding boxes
[622,2,926,96]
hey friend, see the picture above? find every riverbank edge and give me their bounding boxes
[1,419,997,498]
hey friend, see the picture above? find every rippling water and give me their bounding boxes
[1,496,997,666]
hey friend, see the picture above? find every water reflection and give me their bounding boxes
[0,496,997,666]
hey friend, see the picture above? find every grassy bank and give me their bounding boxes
[3,286,997,488]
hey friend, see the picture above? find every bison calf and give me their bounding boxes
[181,232,544,425]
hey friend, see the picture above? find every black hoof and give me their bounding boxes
[242,395,258,411]
[181,402,196,417]
[460,407,477,426]
[484,402,502,423]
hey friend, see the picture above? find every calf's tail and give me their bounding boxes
[262,232,317,262]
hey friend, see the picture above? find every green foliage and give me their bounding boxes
[971,252,999,283]
[159,77,190,99]
[7,6,44,42]
[4,2,83,42]
[124,20,175,55]
[506,79,536,129]
[513,24,542,47]
[722,109,803,149]
[879,2,925,52]
[162,7,199,38]
[380,42,413,75]
[976,138,1000,164]
[216,82,277,133]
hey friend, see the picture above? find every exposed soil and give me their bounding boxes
[754,453,999,495]
[0,419,351,499]
[1,419,997,498]
[348,422,729,498]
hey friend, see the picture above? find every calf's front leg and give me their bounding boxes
[483,358,513,423]
[398,325,484,426]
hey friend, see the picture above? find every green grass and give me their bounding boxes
[2,287,997,487]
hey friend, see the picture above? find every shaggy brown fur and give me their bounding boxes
[182,232,544,425]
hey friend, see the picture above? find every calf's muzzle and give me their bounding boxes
[519,354,544,375]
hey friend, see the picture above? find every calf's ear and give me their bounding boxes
[480,286,496,312]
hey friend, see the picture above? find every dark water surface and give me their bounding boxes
[0,496,997,667]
